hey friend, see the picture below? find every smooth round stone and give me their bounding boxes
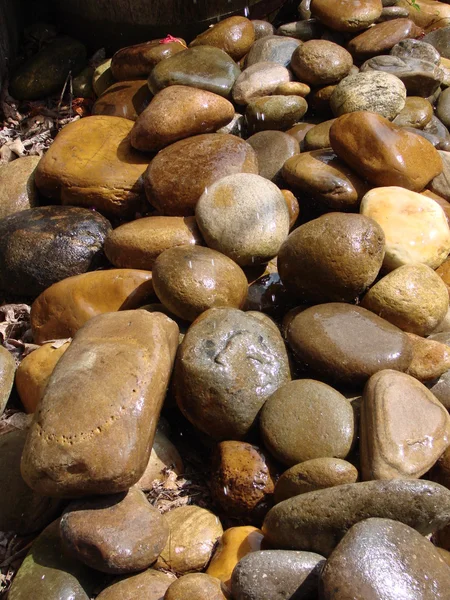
[60,487,168,574]
[361,369,450,481]
[260,379,354,466]
[286,303,413,386]
[320,518,450,599]
[274,458,358,503]
[423,26,450,60]
[246,95,308,133]
[437,88,450,130]
[105,216,202,270]
[195,173,289,266]
[275,81,310,96]
[393,96,433,129]
[136,429,183,490]
[0,156,39,218]
[308,84,336,114]
[347,18,424,61]
[405,333,450,382]
[282,149,368,210]
[210,441,276,520]
[281,190,300,228]
[144,133,258,216]
[0,206,111,297]
[231,550,325,600]
[73,66,94,98]
[330,112,443,191]
[437,256,450,296]
[16,342,69,413]
[378,5,409,20]
[303,118,335,150]
[310,0,382,32]
[361,55,443,97]
[10,36,86,100]
[278,213,385,303]
[247,130,299,182]
[174,308,290,440]
[251,20,275,40]
[430,150,450,203]
[429,443,450,489]
[391,38,441,65]
[190,16,255,61]
[155,506,223,574]
[277,19,321,41]
[9,520,96,600]
[330,71,406,120]
[207,527,264,588]
[35,116,150,218]
[30,269,154,343]
[93,80,152,121]
[287,122,316,147]
[245,35,302,67]
[148,46,240,99]
[131,85,234,151]
[152,245,248,321]
[96,569,176,600]
[361,264,449,335]
[165,574,229,600]
[232,62,291,105]
[424,115,450,149]
[291,40,352,86]
[262,479,450,556]
[93,59,115,97]
[360,187,450,270]
[111,39,186,80]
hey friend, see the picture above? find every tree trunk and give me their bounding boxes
[0,0,20,93]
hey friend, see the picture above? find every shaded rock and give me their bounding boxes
[190,16,255,61]
[0,345,15,416]
[111,39,186,80]
[245,35,301,67]
[276,20,322,41]
[93,59,115,97]
[423,25,450,60]
[247,130,299,182]
[72,66,94,98]
[303,118,335,149]
[0,156,39,219]
[136,429,184,490]
[430,150,450,201]
[93,80,152,121]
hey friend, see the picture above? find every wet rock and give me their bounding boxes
[245,35,301,68]
[251,20,275,40]
[310,0,382,32]
[93,80,152,121]
[72,66,94,98]
[247,130,299,182]
[246,95,308,132]
[93,59,115,96]
[96,569,176,600]
[276,19,322,41]
[348,18,424,61]
[136,429,184,489]
[405,333,450,382]
[111,39,186,80]
[165,574,230,600]
[0,345,15,416]
[0,156,39,218]
[190,16,255,61]
[437,88,450,130]
[232,62,291,105]
[291,40,353,86]
[393,96,433,129]
[303,118,335,149]
[423,25,450,60]
[391,38,441,65]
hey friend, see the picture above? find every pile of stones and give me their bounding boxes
[3,0,450,598]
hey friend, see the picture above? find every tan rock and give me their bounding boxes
[393,96,434,129]
[232,62,292,105]
[21,311,179,497]
[291,40,353,86]
[164,573,230,600]
[348,18,424,60]
[111,39,186,80]
[281,189,300,228]
[30,269,155,343]
[286,122,315,146]
[437,256,450,297]
[247,130,299,182]
[398,0,450,31]
[246,95,308,133]
[310,0,383,32]
[275,81,310,96]
[190,16,255,61]
[406,333,450,382]
[97,569,176,600]
[303,118,335,150]
[0,156,39,219]
[0,346,15,417]
[93,59,115,97]
[93,80,152,121]
[136,429,183,490]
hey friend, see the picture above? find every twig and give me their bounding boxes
[56,71,72,127]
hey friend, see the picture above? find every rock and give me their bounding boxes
[437,256,450,296]
[286,303,413,386]
[10,36,86,100]
[93,59,115,96]
[217,112,246,136]
[232,62,291,105]
[190,16,255,61]
[174,308,290,440]
[252,20,275,40]
[330,112,443,190]
[290,40,353,86]
[144,133,258,216]
[303,118,335,149]
[164,574,229,600]
[93,80,152,121]
[111,39,186,80]
[430,150,450,201]
[274,458,358,503]
[30,269,155,343]
[360,187,450,270]
[247,130,299,182]
[0,429,61,535]
[360,369,450,480]
[245,95,308,132]
[21,311,179,497]
[406,333,450,382]
[423,25,450,60]
[391,38,441,65]
[275,81,310,96]
[72,66,94,98]
[60,487,168,573]
[35,115,150,218]
[378,5,409,21]
[429,367,450,409]
[393,96,433,129]
[16,342,70,413]
[195,173,289,266]
[262,479,450,556]
[0,156,39,218]
[348,18,424,60]
[437,88,450,130]
[281,190,300,228]
[210,441,276,520]
[96,569,176,600]
[0,345,15,415]
[320,518,450,599]
[9,520,96,600]
[132,85,234,151]
[152,245,248,321]
[155,505,223,574]
[429,444,450,489]
[278,213,385,303]
[310,0,382,32]
[276,19,322,41]
[401,0,450,31]
[135,429,184,490]
[231,550,324,600]
[148,46,240,98]
[0,206,111,297]
[282,149,369,210]
[245,35,301,67]
[260,379,355,466]
[330,72,406,120]
[207,526,264,588]
[361,264,449,335]
[287,122,316,147]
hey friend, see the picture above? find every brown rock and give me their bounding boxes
[246,95,308,133]
[93,80,152,121]
[429,444,450,489]
[303,118,335,150]
[399,0,450,31]
[111,39,186,80]
[189,16,255,61]
[93,59,115,96]
[30,269,155,343]
[21,310,179,497]
[348,18,424,61]
[144,134,258,216]
[247,130,299,182]
[35,116,150,218]
[136,429,184,490]
[232,62,292,106]
[0,345,15,416]
[422,189,450,226]
[330,111,443,191]
[0,156,39,218]
[309,84,336,114]
[275,81,310,96]
[281,190,300,228]
[165,574,229,600]
[393,96,434,129]
[437,256,450,297]
[406,333,450,381]
[286,122,316,147]
[131,86,234,151]
[310,0,383,32]
[291,40,353,86]
[97,569,176,600]
[360,370,450,480]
